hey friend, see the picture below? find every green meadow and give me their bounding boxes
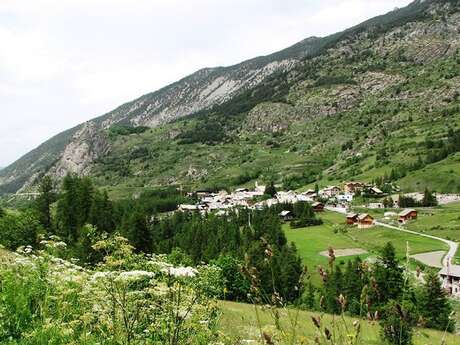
[284,212,447,284]
[219,301,460,344]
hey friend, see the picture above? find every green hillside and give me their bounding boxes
[1,1,459,198]
[86,0,460,198]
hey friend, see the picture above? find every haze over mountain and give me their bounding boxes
[1,0,459,196]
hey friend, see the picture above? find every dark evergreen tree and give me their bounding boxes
[56,174,81,242]
[303,281,316,310]
[76,177,95,226]
[264,181,277,197]
[343,257,368,315]
[372,242,404,308]
[89,190,115,233]
[419,270,454,332]
[421,188,437,207]
[380,300,416,345]
[122,209,152,253]
[323,266,344,314]
[35,176,57,231]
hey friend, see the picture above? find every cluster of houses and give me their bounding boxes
[178,181,403,218]
[179,182,328,215]
[180,183,267,214]
[344,208,418,229]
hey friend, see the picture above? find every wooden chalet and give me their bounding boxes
[344,182,364,194]
[398,209,417,223]
[346,213,359,225]
[368,187,384,196]
[312,202,325,212]
[357,213,375,229]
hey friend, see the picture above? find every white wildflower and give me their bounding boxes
[53,241,67,249]
[162,266,198,278]
[116,270,155,282]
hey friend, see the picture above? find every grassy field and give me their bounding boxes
[219,301,460,344]
[402,202,460,263]
[284,211,448,284]
[404,203,460,241]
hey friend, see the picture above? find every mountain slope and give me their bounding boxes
[1,0,459,196]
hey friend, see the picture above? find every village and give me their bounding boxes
[179,181,460,299]
[179,181,459,228]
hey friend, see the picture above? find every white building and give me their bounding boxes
[336,193,353,202]
[439,265,460,298]
[276,191,298,204]
[321,186,341,198]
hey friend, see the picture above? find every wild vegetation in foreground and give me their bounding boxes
[0,175,459,344]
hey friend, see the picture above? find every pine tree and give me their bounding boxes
[422,188,437,207]
[35,176,57,231]
[373,242,404,307]
[122,209,152,253]
[323,265,344,314]
[419,270,454,332]
[380,300,416,345]
[76,177,95,226]
[265,181,277,197]
[304,281,316,310]
[56,174,80,242]
[89,190,115,233]
[343,258,367,315]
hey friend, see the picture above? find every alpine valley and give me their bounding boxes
[2,1,460,344]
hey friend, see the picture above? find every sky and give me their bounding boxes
[0,0,413,167]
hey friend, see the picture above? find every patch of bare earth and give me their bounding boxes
[410,251,445,268]
[319,248,368,257]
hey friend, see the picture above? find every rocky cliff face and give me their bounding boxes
[51,122,110,178]
[0,43,306,193]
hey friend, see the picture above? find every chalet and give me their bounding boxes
[279,210,294,221]
[439,265,460,298]
[346,213,359,225]
[344,182,364,194]
[321,186,341,198]
[398,209,418,223]
[357,213,375,229]
[368,187,384,196]
[312,202,325,212]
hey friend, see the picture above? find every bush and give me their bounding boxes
[0,211,43,250]
[108,124,149,137]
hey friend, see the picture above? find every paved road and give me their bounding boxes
[325,206,458,269]
[374,221,458,268]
